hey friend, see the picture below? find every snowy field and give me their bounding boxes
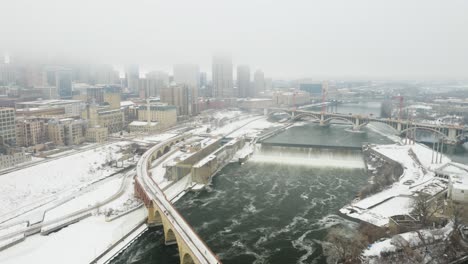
[0,208,147,264]
[0,142,130,222]
[340,143,450,226]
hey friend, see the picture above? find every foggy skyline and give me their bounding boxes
[2,0,468,80]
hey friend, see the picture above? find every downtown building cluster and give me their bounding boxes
[0,54,331,170]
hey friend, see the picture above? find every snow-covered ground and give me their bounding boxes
[0,142,132,224]
[140,133,178,143]
[226,117,282,138]
[210,109,242,120]
[0,208,147,264]
[363,222,453,261]
[340,143,450,226]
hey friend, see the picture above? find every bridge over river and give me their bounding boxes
[266,108,468,145]
[134,134,221,264]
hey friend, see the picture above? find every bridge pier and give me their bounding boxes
[164,227,178,246]
[448,128,458,144]
[319,120,330,127]
[147,203,163,227]
[396,123,402,132]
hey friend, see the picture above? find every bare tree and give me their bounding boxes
[411,194,443,227]
[325,226,366,264]
[359,223,387,244]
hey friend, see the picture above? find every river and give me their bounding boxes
[112,102,468,264]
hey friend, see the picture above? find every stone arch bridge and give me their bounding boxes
[134,133,221,264]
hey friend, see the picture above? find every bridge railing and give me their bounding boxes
[136,134,221,264]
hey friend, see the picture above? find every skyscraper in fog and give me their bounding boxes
[56,69,72,99]
[125,65,139,93]
[254,70,265,96]
[212,55,233,98]
[161,84,191,116]
[237,65,250,98]
[173,64,200,90]
[146,71,169,97]
[0,63,16,86]
[199,72,207,88]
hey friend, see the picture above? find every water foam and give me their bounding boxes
[250,145,365,169]
[250,154,364,168]
[292,230,316,264]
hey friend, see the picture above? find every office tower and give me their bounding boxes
[56,69,73,99]
[212,55,233,98]
[173,64,200,90]
[146,71,169,97]
[199,72,207,88]
[161,84,194,116]
[0,59,17,86]
[0,108,16,146]
[87,87,105,103]
[16,117,47,147]
[254,70,265,96]
[94,64,119,84]
[237,65,250,98]
[125,64,139,93]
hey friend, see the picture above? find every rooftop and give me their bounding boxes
[129,121,158,127]
[16,100,82,106]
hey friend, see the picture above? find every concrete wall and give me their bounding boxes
[165,138,221,181]
[191,138,245,184]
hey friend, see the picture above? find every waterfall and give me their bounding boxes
[250,144,365,169]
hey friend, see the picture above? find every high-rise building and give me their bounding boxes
[254,70,265,96]
[44,67,72,99]
[237,65,250,98]
[47,118,86,146]
[299,83,322,96]
[173,64,200,90]
[199,72,207,88]
[82,104,124,134]
[146,71,169,97]
[137,104,177,129]
[16,117,46,147]
[87,87,105,103]
[93,64,119,85]
[212,55,233,98]
[125,65,139,93]
[161,84,191,116]
[0,62,16,86]
[0,108,16,146]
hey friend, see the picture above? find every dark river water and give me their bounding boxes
[112,102,468,264]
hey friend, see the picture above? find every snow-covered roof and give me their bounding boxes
[120,101,135,107]
[129,121,158,126]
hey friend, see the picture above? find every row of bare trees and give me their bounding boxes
[325,194,467,263]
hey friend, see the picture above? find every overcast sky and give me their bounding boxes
[1,0,468,80]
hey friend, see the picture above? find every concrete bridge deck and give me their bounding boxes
[135,134,221,264]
